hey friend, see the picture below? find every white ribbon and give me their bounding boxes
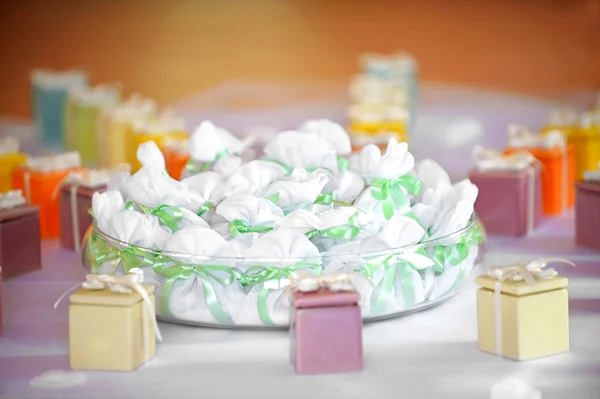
[0,136,20,155]
[70,185,80,252]
[583,162,600,182]
[54,271,162,362]
[24,172,31,203]
[507,126,568,212]
[487,257,575,356]
[473,146,537,234]
[0,190,26,209]
[290,272,356,293]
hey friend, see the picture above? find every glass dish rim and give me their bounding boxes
[88,212,479,265]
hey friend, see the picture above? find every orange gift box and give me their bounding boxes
[162,138,190,180]
[12,152,85,239]
[505,126,575,216]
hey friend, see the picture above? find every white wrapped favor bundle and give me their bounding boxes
[84,118,485,327]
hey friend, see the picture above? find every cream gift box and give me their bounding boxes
[476,258,573,361]
[68,274,161,371]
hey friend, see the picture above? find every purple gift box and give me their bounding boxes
[575,181,600,251]
[290,288,363,375]
[0,204,42,279]
[469,167,542,236]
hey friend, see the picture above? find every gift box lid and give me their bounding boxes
[70,284,155,307]
[476,275,568,296]
[60,183,107,198]
[293,288,360,309]
[576,181,600,194]
[0,204,40,223]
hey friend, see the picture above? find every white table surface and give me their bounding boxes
[1,84,599,399]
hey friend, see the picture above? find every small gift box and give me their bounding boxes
[68,273,162,371]
[468,146,542,236]
[0,136,27,193]
[0,191,42,279]
[12,152,84,239]
[30,69,87,149]
[59,167,127,251]
[290,273,363,374]
[0,267,4,336]
[348,103,408,139]
[66,85,121,165]
[125,112,188,172]
[575,164,600,251]
[162,137,189,180]
[504,125,575,216]
[476,258,573,361]
[96,95,156,169]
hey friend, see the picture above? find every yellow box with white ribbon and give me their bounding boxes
[476,259,571,361]
[69,275,159,372]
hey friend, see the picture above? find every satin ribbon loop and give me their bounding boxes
[90,234,155,274]
[337,156,350,171]
[153,261,239,325]
[433,223,484,271]
[228,220,274,237]
[370,175,423,220]
[186,149,231,175]
[196,201,213,216]
[305,224,360,240]
[313,193,333,205]
[488,257,575,286]
[134,203,183,232]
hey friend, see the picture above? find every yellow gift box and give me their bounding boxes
[476,258,573,361]
[96,96,157,169]
[125,113,188,172]
[0,137,27,193]
[68,274,161,371]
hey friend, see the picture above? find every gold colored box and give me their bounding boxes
[69,284,156,371]
[476,275,570,361]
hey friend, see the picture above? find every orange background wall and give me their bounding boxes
[0,0,598,119]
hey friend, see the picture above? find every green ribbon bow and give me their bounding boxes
[432,223,484,273]
[337,156,350,171]
[370,175,424,220]
[153,260,240,325]
[312,193,352,208]
[186,149,230,175]
[228,220,274,237]
[363,249,432,316]
[305,224,360,240]
[240,262,323,325]
[264,192,280,205]
[89,235,155,274]
[126,201,184,233]
[196,201,213,217]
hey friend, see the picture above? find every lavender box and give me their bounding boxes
[575,181,600,251]
[0,267,3,336]
[59,183,106,251]
[290,288,363,375]
[469,167,542,236]
[0,204,42,279]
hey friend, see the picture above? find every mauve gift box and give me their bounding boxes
[469,167,542,236]
[0,204,42,279]
[575,181,600,251]
[0,267,3,336]
[59,183,106,251]
[290,288,363,375]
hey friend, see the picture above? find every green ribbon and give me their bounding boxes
[240,262,323,325]
[126,201,184,232]
[305,224,360,240]
[196,201,213,216]
[264,192,280,205]
[363,249,431,316]
[337,155,350,170]
[432,223,484,272]
[313,193,333,205]
[89,235,155,274]
[228,220,274,237]
[153,260,239,325]
[370,175,423,220]
[186,149,230,175]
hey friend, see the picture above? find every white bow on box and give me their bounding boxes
[0,136,20,155]
[290,272,357,293]
[583,162,600,182]
[507,125,565,149]
[54,271,162,361]
[488,257,575,285]
[0,190,26,210]
[473,145,537,171]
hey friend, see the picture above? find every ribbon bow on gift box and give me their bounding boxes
[0,190,26,210]
[54,271,162,347]
[0,136,19,155]
[508,125,566,149]
[473,145,538,171]
[289,272,356,293]
[488,257,575,286]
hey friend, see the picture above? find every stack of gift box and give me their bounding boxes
[469,108,600,251]
[347,52,417,151]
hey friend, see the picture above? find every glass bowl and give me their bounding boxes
[81,213,486,329]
